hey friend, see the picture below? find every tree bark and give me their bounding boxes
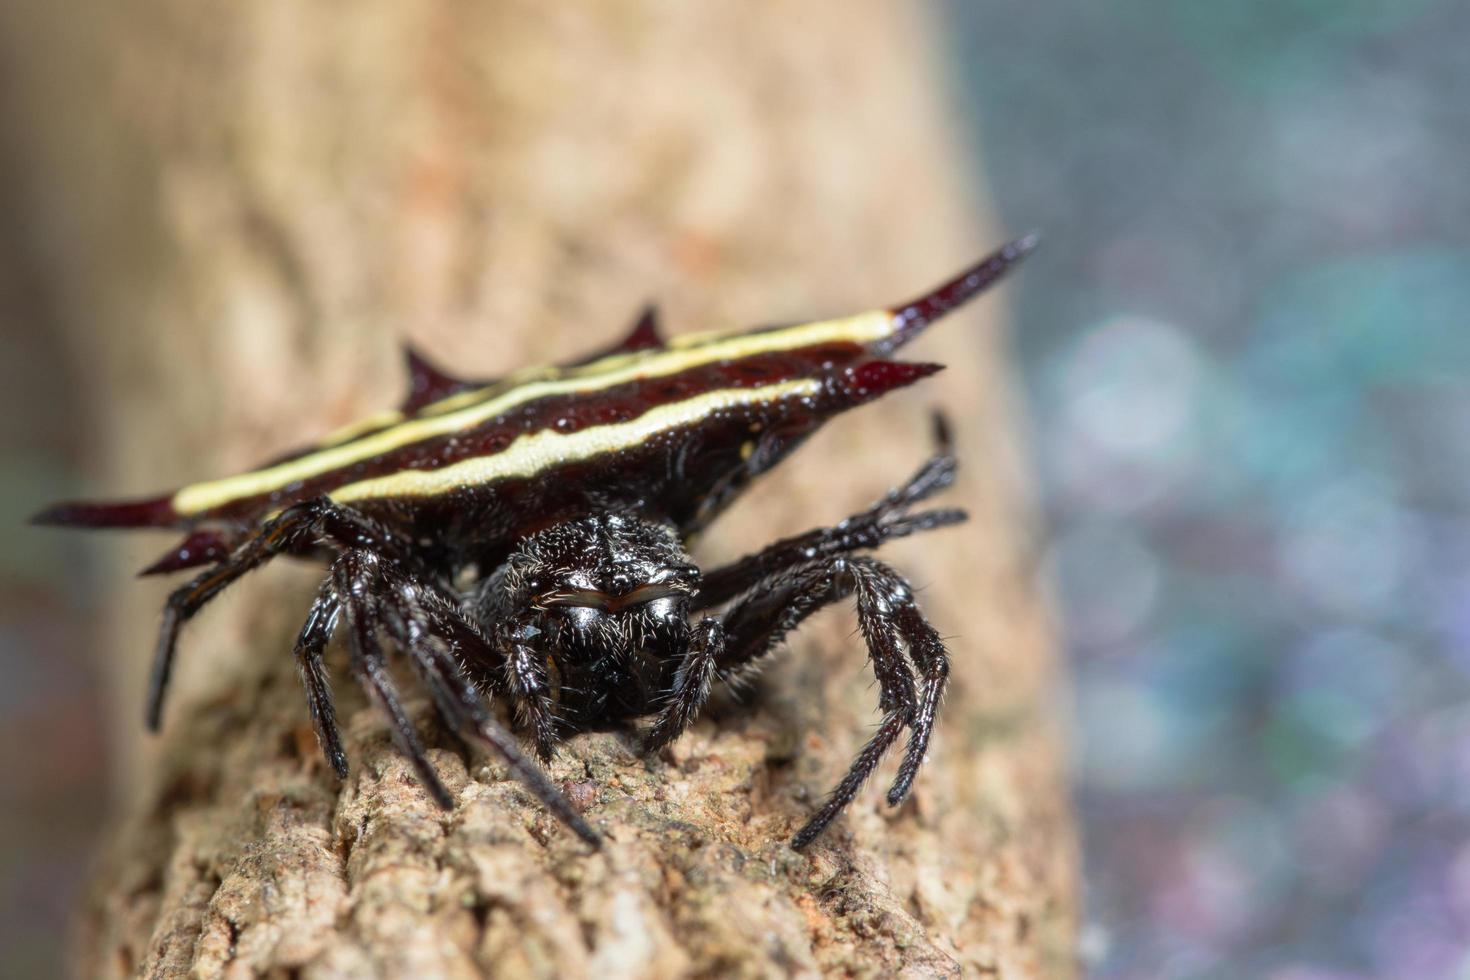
[6,2,1076,976]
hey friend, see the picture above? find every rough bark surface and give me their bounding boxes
[5,2,1076,976]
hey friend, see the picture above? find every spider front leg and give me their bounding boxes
[695,419,966,611]
[292,566,476,785]
[644,618,725,752]
[333,552,457,808]
[292,579,349,779]
[329,550,600,845]
[496,614,562,762]
[715,555,950,850]
[147,496,423,729]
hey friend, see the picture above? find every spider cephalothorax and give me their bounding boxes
[481,515,700,727]
[35,236,1035,849]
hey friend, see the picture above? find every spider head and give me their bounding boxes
[505,515,699,663]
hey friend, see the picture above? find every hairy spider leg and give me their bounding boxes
[334,550,601,846]
[147,497,424,729]
[694,427,965,611]
[292,580,350,778]
[334,553,458,808]
[883,600,949,807]
[716,555,949,849]
[495,613,565,762]
[296,558,513,782]
[651,435,964,761]
[650,435,965,845]
[643,617,726,751]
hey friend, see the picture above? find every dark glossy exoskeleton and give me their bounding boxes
[35,236,1035,848]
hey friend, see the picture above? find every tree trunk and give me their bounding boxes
[5,2,1076,976]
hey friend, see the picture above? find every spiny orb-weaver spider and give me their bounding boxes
[35,236,1034,849]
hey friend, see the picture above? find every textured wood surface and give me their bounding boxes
[4,2,1076,976]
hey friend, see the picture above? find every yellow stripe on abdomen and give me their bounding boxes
[170,312,891,515]
[328,380,820,504]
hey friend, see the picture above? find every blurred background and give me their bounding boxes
[0,154,106,972]
[4,1,1469,977]
[944,0,1470,977]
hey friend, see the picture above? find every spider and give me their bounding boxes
[35,236,1034,849]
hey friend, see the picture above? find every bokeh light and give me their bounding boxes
[949,0,1470,975]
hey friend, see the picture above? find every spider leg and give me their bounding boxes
[498,621,561,763]
[715,555,949,849]
[793,710,908,851]
[292,579,349,778]
[695,422,965,611]
[884,603,949,807]
[643,618,725,752]
[147,496,421,729]
[333,553,456,809]
[340,552,600,846]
